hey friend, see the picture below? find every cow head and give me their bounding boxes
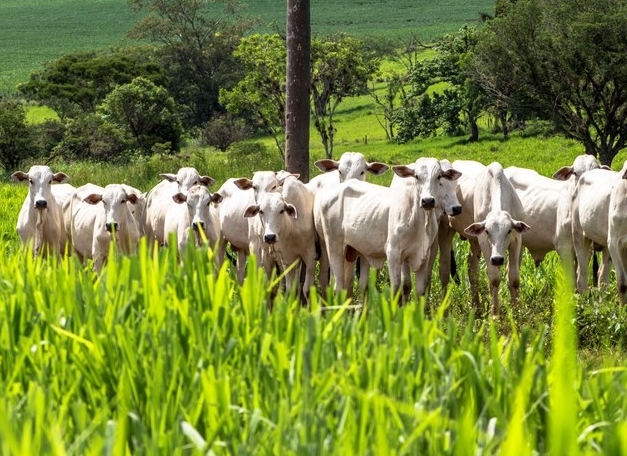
[12,165,69,210]
[84,184,138,234]
[244,192,297,244]
[160,167,215,195]
[172,184,223,237]
[315,151,389,183]
[464,210,530,266]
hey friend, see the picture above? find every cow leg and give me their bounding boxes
[597,247,611,289]
[386,249,403,302]
[358,256,371,297]
[467,239,482,312]
[401,262,412,303]
[438,218,455,290]
[609,238,627,302]
[573,229,592,293]
[236,250,247,284]
[317,237,330,292]
[507,238,523,306]
[414,259,432,300]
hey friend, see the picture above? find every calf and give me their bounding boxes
[571,167,620,293]
[463,162,530,317]
[69,184,141,270]
[164,184,223,254]
[244,188,317,301]
[144,167,215,245]
[12,165,70,256]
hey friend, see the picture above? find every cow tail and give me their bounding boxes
[592,251,599,287]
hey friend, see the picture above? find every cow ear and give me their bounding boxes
[53,172,69,184]
[172,193,187,204]
[315,159,339,173]
[392,165,415,178]
[127,193,139,205]
[552,166,574,181]
[285,203,298,219]
[233,178,253,191]
[441,168,462,181]
[464,222,486,237]
[11,171,28,182]
[210,193,224,205]
[513,221,531,234]
[244,205,260,218]
[199,176,215,187]
[159,173,177,182]
[367,162,389,175]
[84,194,103,205]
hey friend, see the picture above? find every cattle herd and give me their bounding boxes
[11,152,625,316]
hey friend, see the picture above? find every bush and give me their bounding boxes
[0,97,36,171]
[199,113,253,152]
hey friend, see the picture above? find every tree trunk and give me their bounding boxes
[285,0,311,182]
[468,117,479,142]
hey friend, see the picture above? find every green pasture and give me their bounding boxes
[0,0,493,93]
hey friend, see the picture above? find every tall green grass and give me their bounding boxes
[0,241,626,454]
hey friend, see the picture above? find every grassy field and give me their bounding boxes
[0,0,494,94]
[4,0,627,453]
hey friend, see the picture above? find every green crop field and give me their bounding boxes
[0,0,493,94]
[3,0,627,453]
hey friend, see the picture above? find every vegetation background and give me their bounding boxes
[1,0,627,454]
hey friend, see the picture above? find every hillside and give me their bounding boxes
[0,0,494,93]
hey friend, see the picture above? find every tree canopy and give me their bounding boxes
[473,0,627,165]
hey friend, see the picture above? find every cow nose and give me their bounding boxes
[192,221,205,231]
[264,234,277,244]
[491,256,505,266]
[420,197,436,209]
[35,199,47,209]
[105,222,119,232]
[451,205,462,216]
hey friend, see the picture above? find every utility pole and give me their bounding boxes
[285,0,310,182]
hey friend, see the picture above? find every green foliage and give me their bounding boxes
[17,47,168,120]
[128,0,256,128]
[199,113,253,152]
[98,77,183,156]
[0,98,35,171]
[473,0,627,166]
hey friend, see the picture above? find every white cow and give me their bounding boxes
[608,160,627,301]
[571,166,620,293]
[438,160,488,300]
[386,158,462,302]
[68,184,142,270]
[504,155,605,270]
[306,152,389,193]
[213,179,255,284]
[144,167,215,246]
[306,152,389,291]
[164,184,223,254]
[12,165,70,256]
[314,157,461,301]
[463,162,530,317]
[244,183,317,301]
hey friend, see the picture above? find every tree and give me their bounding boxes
[127,0,256,128]
[17,47,167,120]
[0,98,34,171]
[473,0,627,166]
[310,35,379,159]
[219,34,287,159]
[199,113,252,152]
[395,25,488,144]
[285,0,310,181]
[98,77,183,155]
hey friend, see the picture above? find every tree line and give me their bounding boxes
[1,0,627,172]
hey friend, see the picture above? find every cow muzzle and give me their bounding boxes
[192,221,205,231]
[105,222,119,233]
[264,233,277,244]
[420,197,436,209]
[450,205,462,216]
[491,256,505,266]
[35,199,48,209]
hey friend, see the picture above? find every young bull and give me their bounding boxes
[165,184,223,255]
[144,167,215,246]
[12,165,70,257]
[69,184,142,271]
[463,162,530,317]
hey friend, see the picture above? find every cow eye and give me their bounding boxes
[121,199,126,204]
[360,171,365,175]
[280,209,284,214]
[507,229,512,234]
